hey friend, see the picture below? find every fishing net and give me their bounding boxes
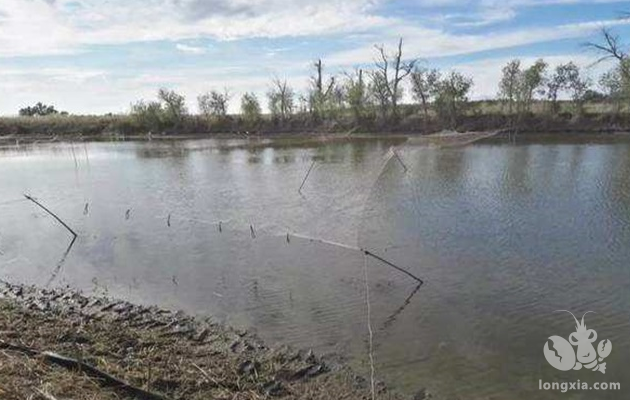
[0,131,501,395]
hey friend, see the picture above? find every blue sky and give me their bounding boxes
[0,0,628,115]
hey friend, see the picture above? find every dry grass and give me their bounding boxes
[0,283,399,400]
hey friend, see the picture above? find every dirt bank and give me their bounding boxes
[0,281,405,400]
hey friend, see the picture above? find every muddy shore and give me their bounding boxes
[0,281,407,400]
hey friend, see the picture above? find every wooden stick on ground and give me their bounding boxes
[0,340,169,400]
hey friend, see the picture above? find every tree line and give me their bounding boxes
[16,28,630,134]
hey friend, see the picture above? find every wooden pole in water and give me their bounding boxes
[391,148,408,173]
[287,233,424,285]
[298,160,316,193]
[362,249,423,285]
[24,194,77,238]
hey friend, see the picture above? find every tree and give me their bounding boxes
[130,100,164,131]
[546,62,590,115]
[368,70,391,120]
[546,64,570,114]
[498,60,521,115]
[372,38,417,120]
[411,67,440,119]
[515,59,547,116]
[309,59,336,120]
[433,71,473,129]
[586,28,630,113]
[198,89,230,118]
[599,65,629,113]
[565,64,590,116]
[158,88,187,126]
[267,79,294,120]
[586,29,629,81]
[240,92,261,126]
[19,102,60,117]
[343,69,369,123]
[131,89,187,131]
[582,89,607,103]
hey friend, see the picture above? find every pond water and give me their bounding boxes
[1,135,629,399]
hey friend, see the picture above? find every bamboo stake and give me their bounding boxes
[362,253,376,400]
[24,195,77,238]
[363,249,424,285]
[46,235,77,287]
[391,148,408,173]
[298,160,316,193]
[287,233,424,285]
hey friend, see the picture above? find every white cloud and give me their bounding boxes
[176,44,208,55]
[0,0,628,115]
[0,0,389,56]
[326,18,630,66]
[0,64,311,115]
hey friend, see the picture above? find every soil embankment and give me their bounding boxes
[0,281,403,400]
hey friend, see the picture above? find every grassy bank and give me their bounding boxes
[1,101,630,142]
[0,281,402,400]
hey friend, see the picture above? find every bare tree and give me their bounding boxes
[267,78,294,121]
[309,59,336,120]
[586,28,630,113]
[586,29,628,77]
[372,38,417,120]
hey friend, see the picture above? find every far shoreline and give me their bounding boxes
[2,128,630,149]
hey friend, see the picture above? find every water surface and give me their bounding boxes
[1,135,629,399]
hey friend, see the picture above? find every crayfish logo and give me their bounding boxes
[543,311,612,374]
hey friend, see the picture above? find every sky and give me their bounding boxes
[0,0,629,115]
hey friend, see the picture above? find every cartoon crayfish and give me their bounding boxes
[543,311,612,374]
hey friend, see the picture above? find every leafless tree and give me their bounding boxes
[267,78,294,120]
[586,28,630,113]
[586,29,629,80]
[372,38,417,120]
[309,59,336,118]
